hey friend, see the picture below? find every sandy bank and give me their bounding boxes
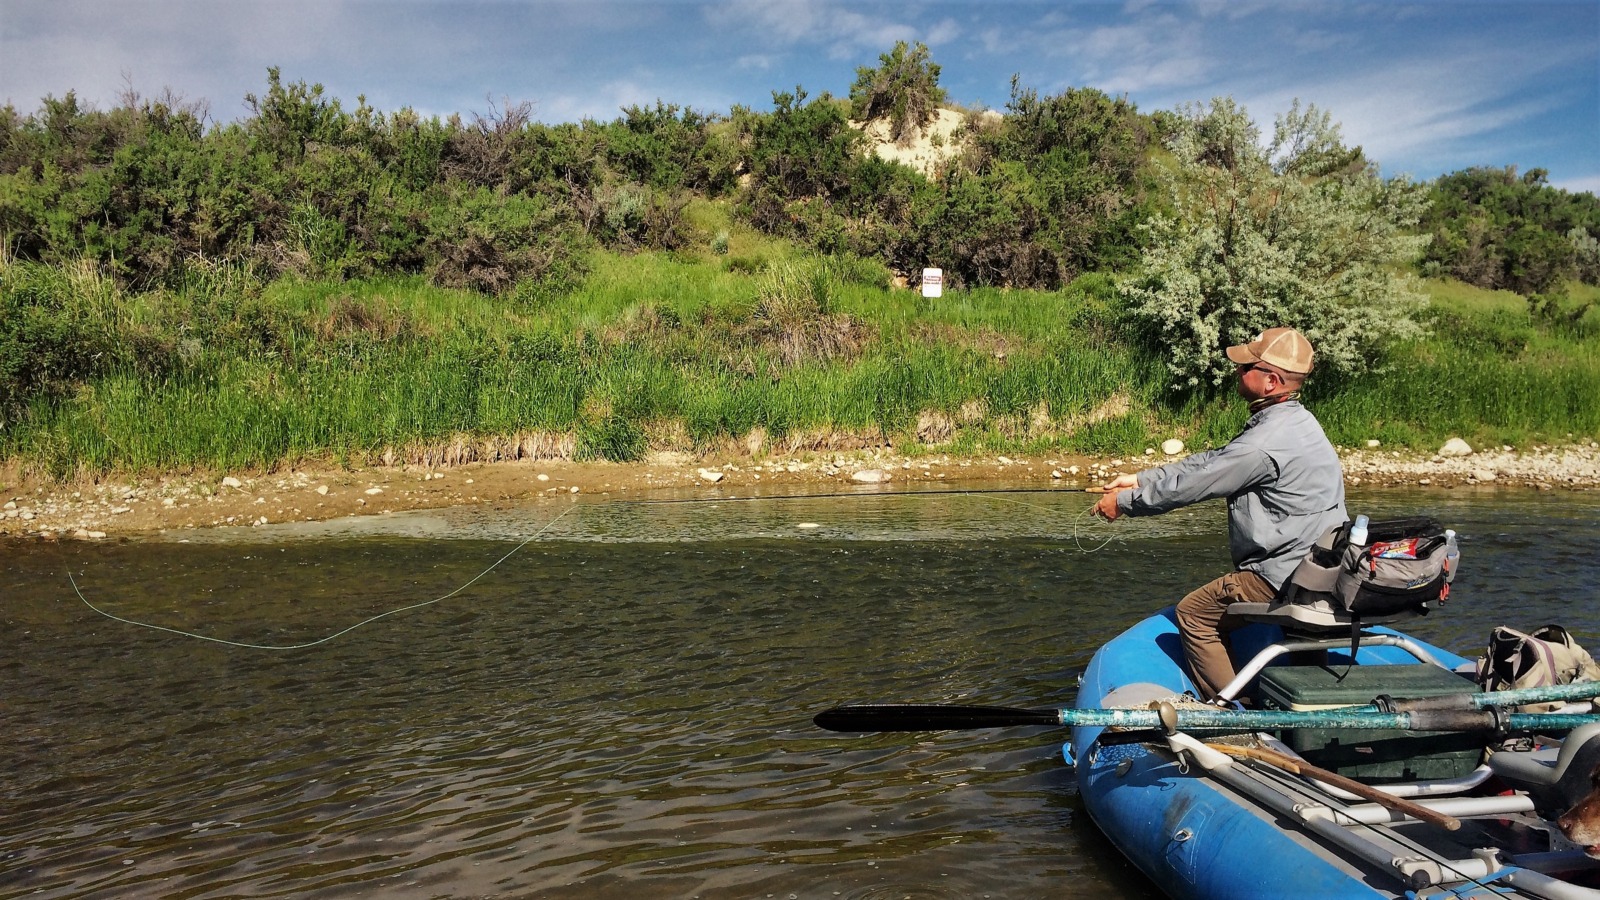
[3,442,1597,542]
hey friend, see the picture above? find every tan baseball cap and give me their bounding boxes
[1226,327,1314,374]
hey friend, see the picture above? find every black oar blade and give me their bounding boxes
[813,704,1063,732]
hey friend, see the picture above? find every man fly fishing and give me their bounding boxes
[1092,327,1347,701]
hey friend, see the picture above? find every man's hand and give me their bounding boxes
[1092,473,1139,520]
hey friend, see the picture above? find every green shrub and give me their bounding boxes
[0,259,173,424]
[1420,166,1600,294]
[424,186,590,294]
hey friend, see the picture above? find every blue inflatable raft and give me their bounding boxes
[1070,608,1600,899]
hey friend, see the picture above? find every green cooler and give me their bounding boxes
[1256,663,1485,783]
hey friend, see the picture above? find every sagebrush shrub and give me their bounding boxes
[1119,98,1428,389]
[849,41,947,146]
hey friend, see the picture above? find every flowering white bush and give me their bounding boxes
[1121,98,1429,390]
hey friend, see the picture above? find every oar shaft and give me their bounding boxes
[1384,681,1600,713]
[1061,707,1600,732]
[1471,681,1600,708]
[813,701,1600,734]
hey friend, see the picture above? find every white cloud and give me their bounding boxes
[1555,173,1600,196]
[701,0,939,60]
[924,17,962,47]
[1017,12,1218,96]
[1235,39,1593,176]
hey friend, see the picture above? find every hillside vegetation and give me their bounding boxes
[2,45,1597,479]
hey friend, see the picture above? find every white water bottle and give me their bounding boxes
[1444,528,1460,582]
[1349,514,1369,547]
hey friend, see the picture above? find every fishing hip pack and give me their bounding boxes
[1283,515,1456,618]
[1475,625,1600,713]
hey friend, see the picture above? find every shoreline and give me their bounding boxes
[3,441,1598,542]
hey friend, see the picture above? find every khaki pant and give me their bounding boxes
[1175,570,1278,700]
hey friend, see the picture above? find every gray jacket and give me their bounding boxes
[1116,401,1346,589]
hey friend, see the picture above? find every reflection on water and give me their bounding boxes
[2,488,1596,898]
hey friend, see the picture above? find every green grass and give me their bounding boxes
[1311,278,1600,448]
[3,255,1597,479]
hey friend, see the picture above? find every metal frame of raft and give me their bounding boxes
[1156,731,1597,898]
[1070,615,1600,900]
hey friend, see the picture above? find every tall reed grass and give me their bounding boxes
[2,254,1596,479]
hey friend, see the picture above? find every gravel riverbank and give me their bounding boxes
[3,441,1597,541]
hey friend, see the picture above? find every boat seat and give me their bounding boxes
[1226,590,1431,634]
[1487,723,1600,814]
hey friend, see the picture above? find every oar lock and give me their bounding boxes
[1370,694,1511,734]
[1154,700,1181,735]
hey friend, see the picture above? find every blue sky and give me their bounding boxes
[2,0,1596,191]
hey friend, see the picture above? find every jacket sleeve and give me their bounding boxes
[1116,440,1277,516]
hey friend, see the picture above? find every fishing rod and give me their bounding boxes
[617,486,1110,505]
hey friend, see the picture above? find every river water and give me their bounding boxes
[3,487,1597,899]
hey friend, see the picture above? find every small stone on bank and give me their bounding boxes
[221,476,244,489]
[315,485,329,495]
[1439,438,1474,457]
[1366,439,1381,449]
[797,522,820,529]
[851,469,892,483]
[1472,469,1497,482]
[1161,439,1185,456]
[537,473,550,482]
[698,469,725,483]
[365,487,384,495]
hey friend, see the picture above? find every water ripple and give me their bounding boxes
[3,489,1595,898]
